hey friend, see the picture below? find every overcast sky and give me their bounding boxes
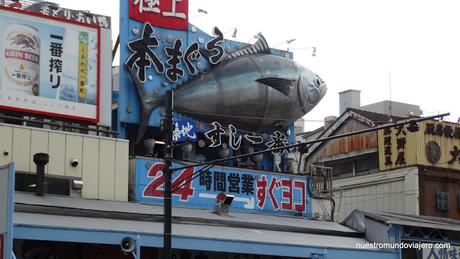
[59,0,460,130]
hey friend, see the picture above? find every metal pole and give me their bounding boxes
[163,90,173,259]
[135,234,141,259]
[112,34,120,62]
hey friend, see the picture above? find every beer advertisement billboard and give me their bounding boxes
[0,7,100,122]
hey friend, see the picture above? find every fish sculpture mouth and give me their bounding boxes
[296,70,327,116]
[306,75,326,105]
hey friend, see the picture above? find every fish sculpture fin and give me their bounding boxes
[256,77,296,97]
[224,34,271,62]
[125,64,162,144]
[135,113,150,144]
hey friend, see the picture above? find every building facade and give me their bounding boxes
[0,2,431,259]
[302,105,460,222]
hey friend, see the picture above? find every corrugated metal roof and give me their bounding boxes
[344,209,460,232]
[14,212,376,251]
[15,192,359,237]
[350,109,405,126]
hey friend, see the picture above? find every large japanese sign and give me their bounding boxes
[118,0,324,133]
[378,120,460,171]
[0,7,100,122]
[129,0,188,30]
[118,13,237,129]
[132,158,312,216]
[0,163,15,259]
[119,0,325,173]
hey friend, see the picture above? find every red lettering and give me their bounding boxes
[268,178,279,210]
[256,175,267,209]
[294,180,306,213]
[5,49,39,64]
[281,179,293,211]
[143,162,195,201]
[171,167,195,201]
[143,163,165,197]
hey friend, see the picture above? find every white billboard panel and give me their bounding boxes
[0,7,100,122]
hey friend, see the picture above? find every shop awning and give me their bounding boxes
[13,193,397,258]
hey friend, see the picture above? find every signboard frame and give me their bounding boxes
[0,6,101,123]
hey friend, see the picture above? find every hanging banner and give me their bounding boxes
[0,7,100,122]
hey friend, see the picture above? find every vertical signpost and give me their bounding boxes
[0,163,15,259]
[163,90,173,259]
[121,1,189,256]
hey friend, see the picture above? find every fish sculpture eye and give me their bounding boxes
[314,76,322,88]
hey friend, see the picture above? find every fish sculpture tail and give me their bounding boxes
[125,64,163,144]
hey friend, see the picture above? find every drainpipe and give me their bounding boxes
[33,153,49,196]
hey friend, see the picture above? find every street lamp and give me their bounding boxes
[224,27,238,38]
[197,8,208,14]
[272,38,296,48]
[192,8,208,18]
[288,46,317,57]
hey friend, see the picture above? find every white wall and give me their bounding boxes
[0,123,129,201]
[332,167,420,222]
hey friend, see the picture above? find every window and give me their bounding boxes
[324,154,379,179]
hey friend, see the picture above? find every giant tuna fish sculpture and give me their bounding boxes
[126,35,327,143]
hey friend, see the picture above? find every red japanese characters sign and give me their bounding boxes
[129,0,188,30]
[133,158,312,216]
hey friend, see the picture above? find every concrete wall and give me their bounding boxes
[0,123,129,201]
[332,167,420,222]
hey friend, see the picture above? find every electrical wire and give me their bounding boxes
[335,187,419,198]
[171,163,216,192]
[333,166,418,197]
[336,188,420,207]
[307,175,336,221]
[175,109,326,123]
